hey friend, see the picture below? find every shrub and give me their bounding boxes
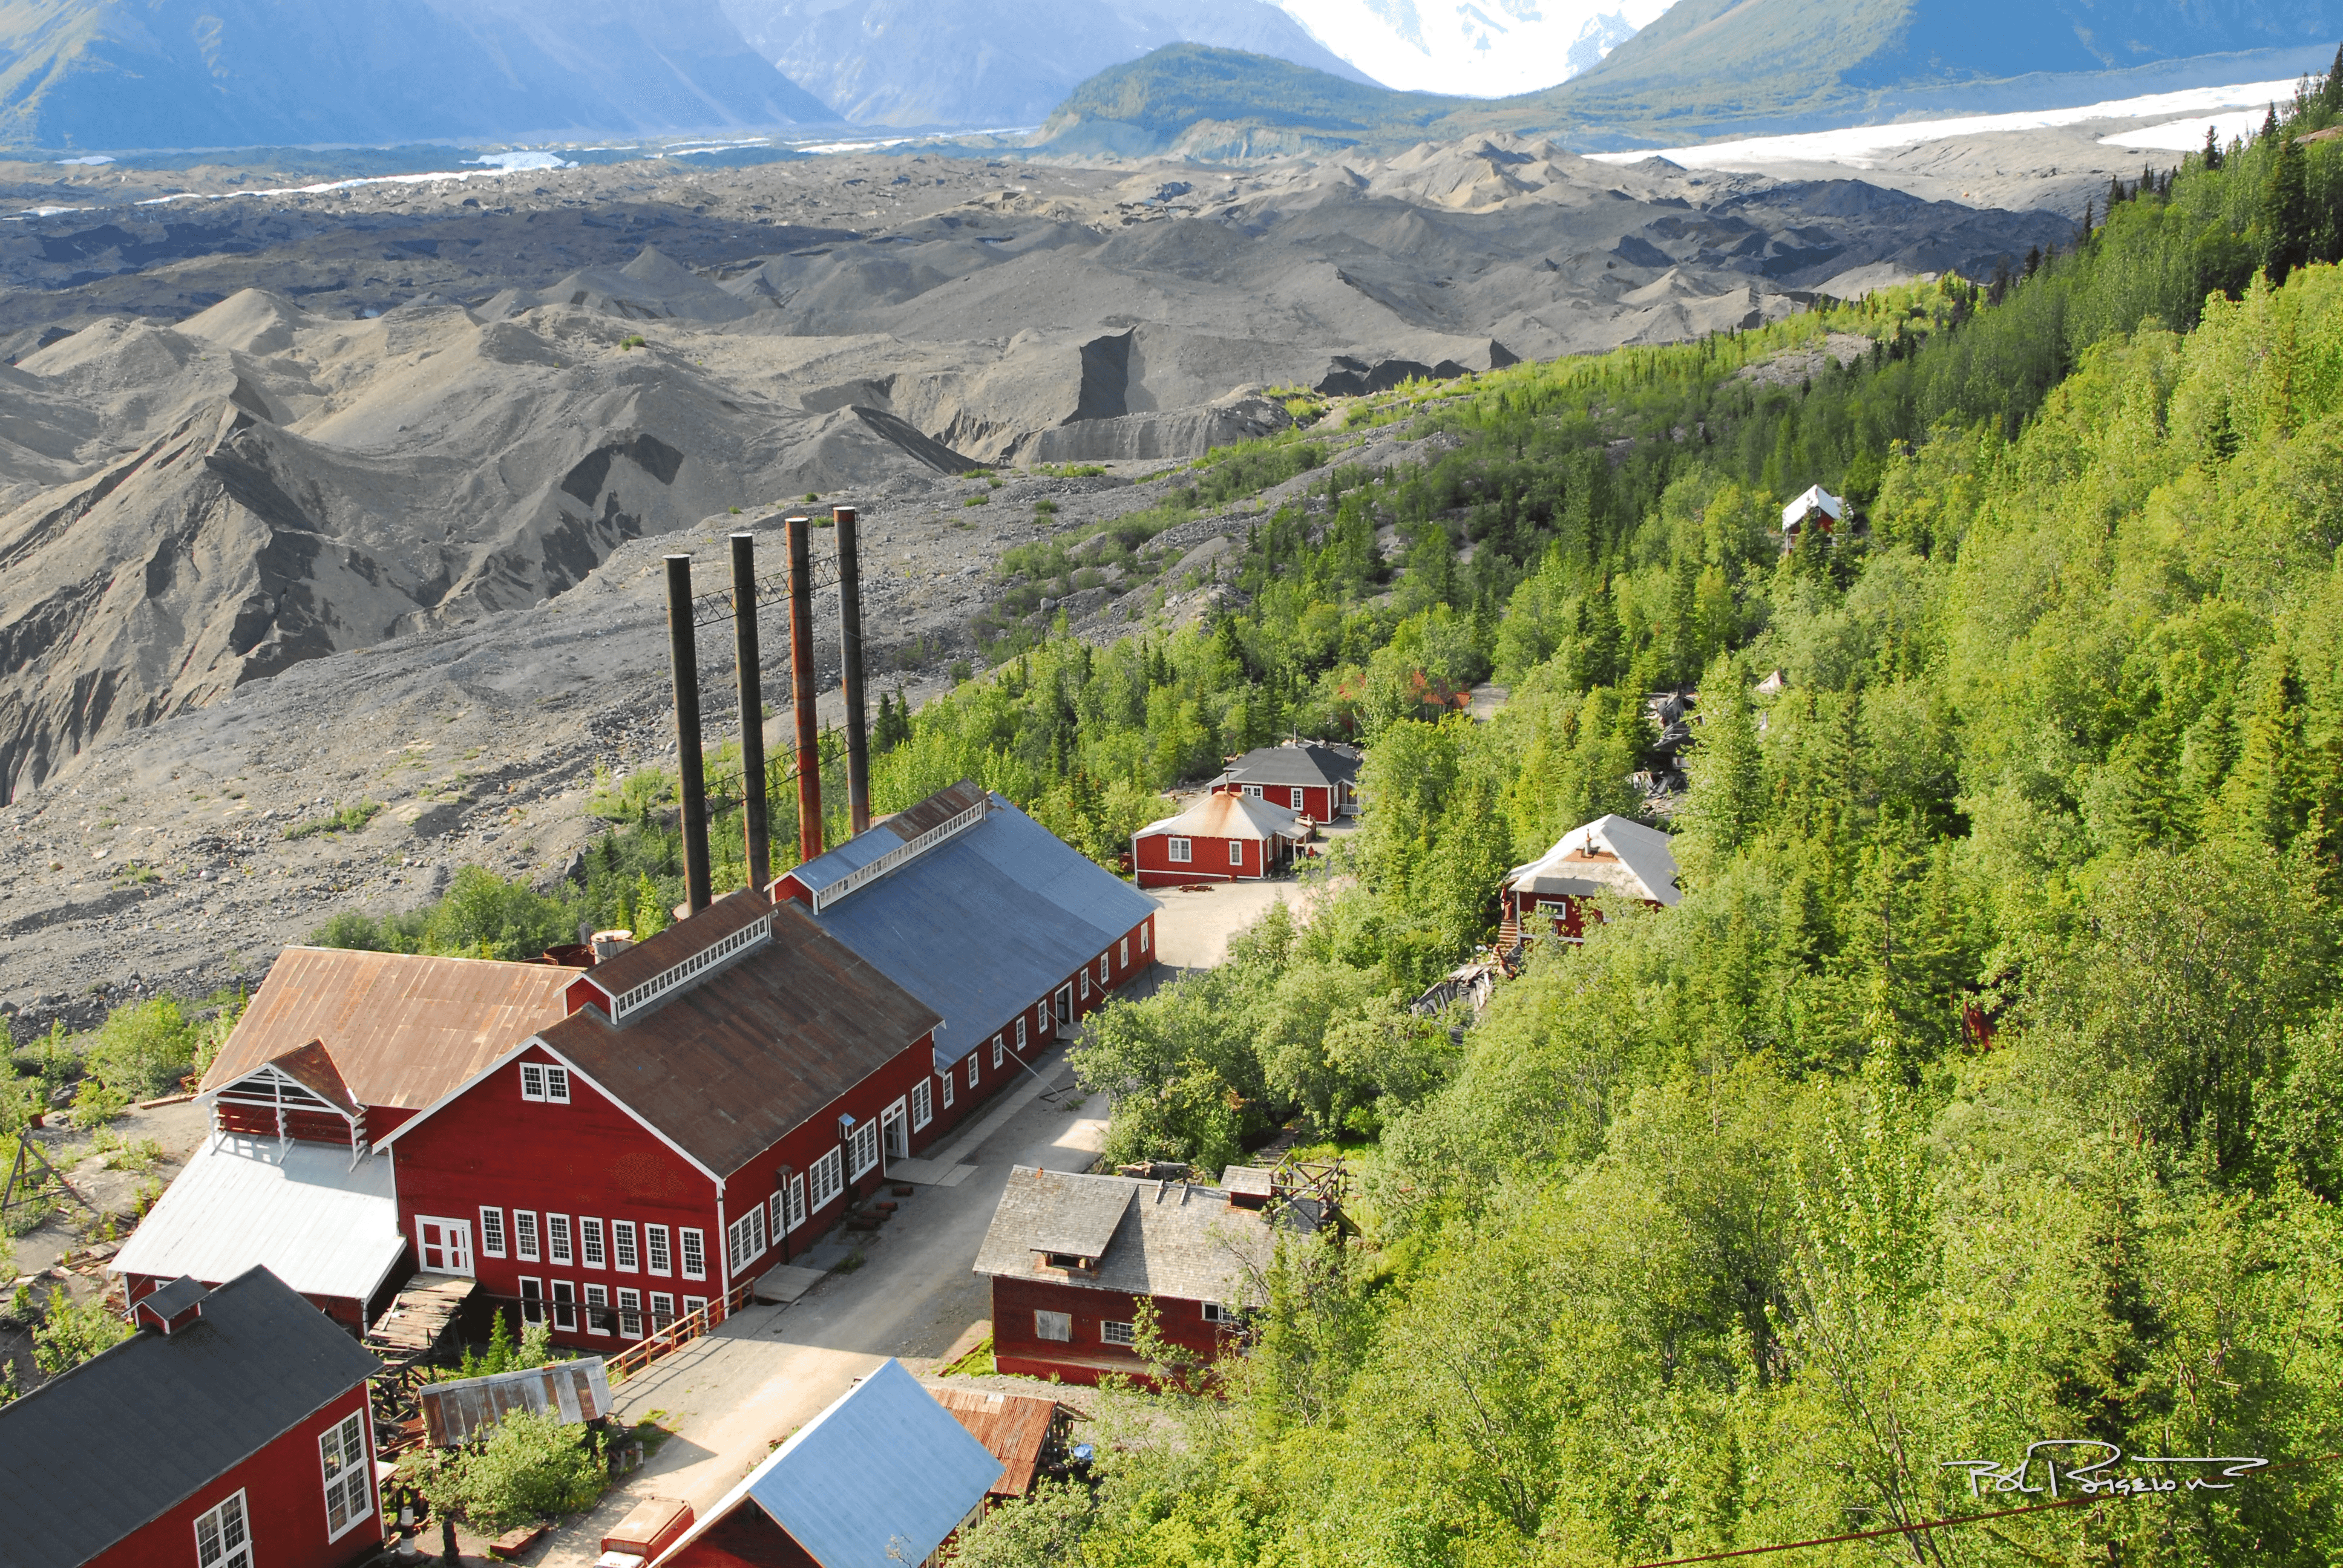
[419,1410,606,1537]
[32,1289,129,1376]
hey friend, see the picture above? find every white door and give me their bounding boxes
[416,1216,473,1276]
[882,1099,908,1162]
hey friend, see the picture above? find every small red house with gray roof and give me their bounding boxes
[376,890,943,1347]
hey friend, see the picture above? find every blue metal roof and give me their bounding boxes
[745,1359,1002,1568]
[804,794,1159,1071]
[789,820,900,894]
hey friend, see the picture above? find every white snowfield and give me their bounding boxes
[1275,0,1671,97]
[1586,78,2306,171]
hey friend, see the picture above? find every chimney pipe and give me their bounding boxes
[786,514,824,861]
[834,505,872,835]
[666,554,713,915]
[732,532,772,892]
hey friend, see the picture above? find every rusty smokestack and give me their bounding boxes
[786,514,824,861]
[732,532,771,892]
[665,554,713,915]
[834,505,871,835]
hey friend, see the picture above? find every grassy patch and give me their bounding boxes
[282,802,384,840]
[940,1334,997,1377]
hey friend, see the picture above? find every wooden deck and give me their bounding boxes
[365,1272,479,1361]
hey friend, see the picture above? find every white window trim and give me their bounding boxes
[991,1034,1004,1068]
[580,1217,606,1269]
[520,1062,571,1104]
[518,1276,544,1324]
[617,1285,643,1339]
[1230,838,1245,866]
[1291,786,1306,809]
[680,1227,708,1282]
[645,1223,672,1277]
[612,1220,638,1272]
[1119,938,1129,967]
[939,1071,955,1109]
[911,1077,933,1129]
[194,1489,253,1568]
[1101,1320,1136,1346]
[787,1172,808,1230]
[810,1147,844,1211]
[320,1411,373,1541]
[1080,969,1091,1001]
[417,1215,473,1277]
[1168,835,1191,863]
[1015,1016,1028,1051]
[1240,783,1262,797]
[650,1291,676,1330]
[1098,953,1110,984]
[551,1278,577,1331]
[883,1097,909,1160]
[966,1054,980,1089]
[584,1282,611,1336]
[849,1117,881,1180]
[1140,921,1149,953]
[1202,1301,1233,1324]
[514,1210,540,1264]
[478,1206,506,1259]
[546,1213,574,1267]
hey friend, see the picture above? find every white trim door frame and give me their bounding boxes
[416,1215,473,1276]
[881,1097,909,1165]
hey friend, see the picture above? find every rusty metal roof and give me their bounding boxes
[536,898,942,1180]
[198,949,580,1112]
[925,1385,1061,1497]
[419,1359,612,1446]
[262,1040,361,1116]
[577,886,772,1002]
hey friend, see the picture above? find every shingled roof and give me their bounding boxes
[972,1166,1289,1304]
[395,892,941,1180]
[0,1267,379,1568]
[1505,814,1680,907]
[1211,741,1361,790]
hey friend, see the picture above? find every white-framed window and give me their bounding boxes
[1080,969,1092,1001]
[1015,1016,1027,1051]
[1229,839,1244,866]
[683,1295,709,1319]
[547,1214,574,1266]
[1291,786,1306,809]
[617,1287,643,1338]
[939,1071,955,1109]
[1168,836,1191,863]
[514,1210,541,1263]
[911,1077,933,1129]
[680,1227,707,1281]
[478,1206,506,1259]
[966,1054,980,1089]
[1098,953,1110,984]
[727,1206,767,1273]
[1140,921,1149,953]
[785,1172,808,1231]
[1035,1310,1072,1342]
[417,1215,472,1276]
[551,1279,577,1331]
[1119,938,1129,967]
[612,1220,639,1272]
[194,1489,253,1568]
[810,1147,844,1211]
[580,1217,606,1269]
[649,1292,675,1331]
[519,1062,571,1103]
[850,1117,880,1178]
[320,1410,372,1540]
[584,1282,611,1335]
[645,1224,672,1276]
[1202,1302,1234,1324]
[1101,1320,1136,1346]
[1240,783,1262,798]
[518,1276,544,1324]
[1055,986,1072,1027]
[768,1189,785,1243]
[992,1034,1004,1068]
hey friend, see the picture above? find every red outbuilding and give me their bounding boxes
[1130,791,1304,887]
[0,1266,382,1568]
[972,1165,1311,1387]
[378,890,944,1347]
[1207,740,1362,822]
[1501,813,1680,942]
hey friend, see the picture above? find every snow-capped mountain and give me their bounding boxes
[1273,0,1673,96]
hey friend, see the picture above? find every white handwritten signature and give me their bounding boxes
[1942,1441,2267,1500]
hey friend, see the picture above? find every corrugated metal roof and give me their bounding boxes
[657,1359,1001,1568]
[1216,742,1361,789]
[198,948,581,1112]
[1136,791,1303,842]
[578,889,769,1001]
[798,792,1158,1070]
[1505,814,1680,907]
[0,1267,380,1568]
[926,1384,1060,1497]
[420,1359,612,1446]
[973,1167,1280,1304]
[531,895,942,1180]
[263,1040,361,1116]
[788,779,992,897]
[110,1133,406,1305]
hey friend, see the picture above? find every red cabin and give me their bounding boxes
[0,1267,382,1568]
[972,1166,1305,1387]
[1501,813,1680,942]
[1130,792,1303,888]
[379,891,944,1348]
[773,782,1159,1145]
[1207,740,1362,822]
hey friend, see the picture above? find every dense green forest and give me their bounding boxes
[245,88,2343,1565]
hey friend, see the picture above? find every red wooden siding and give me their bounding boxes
[1211,780,1332,820]
[87,1385,379,1568]
[1135,831,1277,887]
[666,1506,821,1568]
[122,1271,376,1333]
[989,1273,1231,1387]
[214,1105,358,1145]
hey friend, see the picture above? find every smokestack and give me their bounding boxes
[786,514,824,861]
[666,554,713,915]
[732,532,772,893]
[834,506,871,835]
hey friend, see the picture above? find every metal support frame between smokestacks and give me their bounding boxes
[786,515,824,861]
[732,533,772,892]
[835,506,872,835]
[666,555,713,916]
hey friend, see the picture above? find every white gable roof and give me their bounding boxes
[1136,792,1303,842]
[1782,485,1845,529]
[1505,814,1680,907]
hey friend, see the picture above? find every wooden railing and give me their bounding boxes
[606,1279,756,1384]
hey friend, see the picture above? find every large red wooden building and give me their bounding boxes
[0,1267,382,1568]
[775,782,1159,1144]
